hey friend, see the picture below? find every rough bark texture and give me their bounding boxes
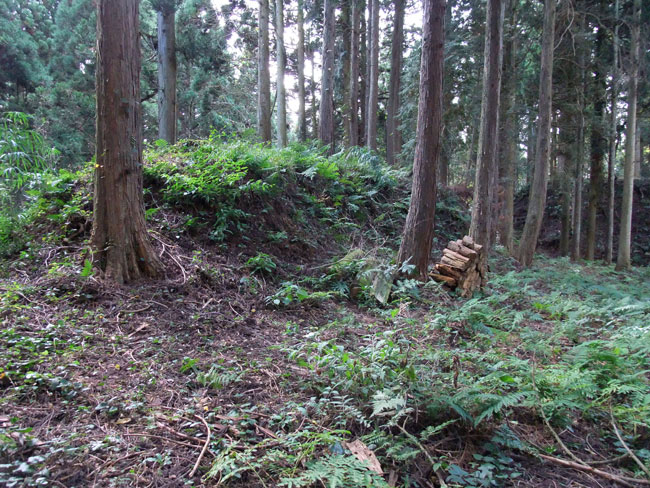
[469,0,504,280]
[616,0,640,271]
[365,0,379,150]
[275,0,287,147]
[92,0,163,283]
[318,0,335,151]
[397,0,445,280]
[341,2,352,146]
[296,0,307,142]
[606,0,619,264]
[586,27,607,260]
[349,1,360,147]
[516,0,555,267]
[571,10,586,262]
[257,0,272,142]
[359,3,367,146]
[386,0,405,165]
[157,7,177,144]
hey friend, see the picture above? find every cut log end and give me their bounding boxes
[430,235,485,298]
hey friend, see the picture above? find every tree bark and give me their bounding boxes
[516,0,556,267]
[296,0,307,142]
[397,0,445,280]
[606,0,619,264]
[157,6,177,144]
[469,0,504,274]
[365,0,379,150]
[349,0,360,147]
[318,0,335,151]
[386,0,405,164]
[616,0,640,271]
[571,9,586,262]
[257,0,272,142]
[275,0,287,147]
[92,0,163,283]
[359,3,367,146]
[341,2,352,147]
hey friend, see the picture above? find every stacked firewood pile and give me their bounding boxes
[430,235,485,297]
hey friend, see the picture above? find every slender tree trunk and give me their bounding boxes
[349,0,360,147]
[92,0,162,283]
[318,0,335,150]
[397,0,445,280]
[634,123,641,179]
[310,32,318,139]
[257,0,272,142]
[275,0,287,147]
[469,0,504,278]
[616,0,640,270]
[606,0,619,264]
[342,2,352,146]
[365,0,379,150]
[386,0,405,164]
[157,7,177,144]
[297,0,307,142]
[571,10,586,261]
[516,0,556,267]
[586,27,607,260]
[359,3,367,146]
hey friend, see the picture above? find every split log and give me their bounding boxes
[442,249,472,263]
[429,273,457,287]
[435,263,461,279]
[441,255,470,271]
[430,235,485,298]
[448,241,478,259]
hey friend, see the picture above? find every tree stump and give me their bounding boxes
[429,235,485,297]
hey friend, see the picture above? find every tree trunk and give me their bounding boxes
[586,27,607,260]
[606,0,619,264]
[296,0,307,142]
[92,0,163,283]
[257,0,272,142]
[365,0,379,150]
[275,0,287,147]
[341,2,352,147]
[516,0,556,267]
[469,0,504,277]
[359,3,367,146]
[616,0,640,271]
[397,0,445,280]
[157,7,177,144]
[349,0,360,147]
[318,0,335,151]
[571,9,586,262]
[386,0,405,164]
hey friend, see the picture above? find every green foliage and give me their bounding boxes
[245,253,277,275]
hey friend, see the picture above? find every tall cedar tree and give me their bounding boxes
[606,0,620,264]
[397,0,445,279]
[275,0,287,147]
[516,0,556,266]
[386,0,405,164]
[297,0,307,141]
[365,0,379,150]
[319,0,335,150]
[349,0,361,146]
[571,6,586,261]
[257,0,272,142]
[92,0,162,283]
[616,0,641,270]
[469,0,504,274]
[156,1,177,144]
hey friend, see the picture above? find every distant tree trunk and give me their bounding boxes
[558,142,572,255]
[157,6,177,144]
[275,0,287,147]
[365,0,379,150]
[310,32,318,138]
[349,0,360,147]
[526,114,535,188]
[257,0,272,142]
[606,0,619,264]
[386,0,405,164]
[318,0,335,150]
[397,0,445,280]
[92,0,163,283]
[516,0,556,267]
[571,10,586,262]
[469,0,504,275]
[616,0,640,271]
[586,27,607,260]
[296,0,307,142]
[342,2,352,146]
[634,123,641,179]
[498,0,516,252]
[359,3,367,145]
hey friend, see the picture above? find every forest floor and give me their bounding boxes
[1,141,649,487]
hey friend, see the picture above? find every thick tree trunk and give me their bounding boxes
[606,0,619,264]
[349,0,360,147]
[275,0,287,147]
[157,7,177,144]
[469,0,504,278]
[586,27,607,260]
[386,0,405,164]
[319,0,335,151]
[616,0,640,271]
[365,0,379,150]
[257,0,272,142]
[397,0,445,280]
[516,0,555,267]
[296,0,307,142]
[92,0,163,283]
